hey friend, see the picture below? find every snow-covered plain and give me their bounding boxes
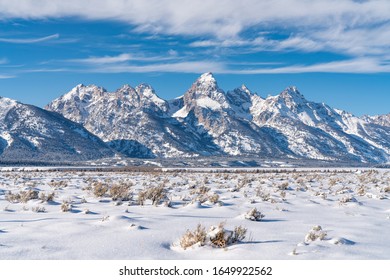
[0,168,389,260]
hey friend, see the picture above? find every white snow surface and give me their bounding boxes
[196,96,222,110]
[0,168,389,260]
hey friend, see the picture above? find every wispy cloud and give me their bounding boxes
[1,0,387,59]
[69,53,133,64]
[0,33,59,44]
[78,60,224,74]
[226,58,390,74]
[37,56,390,75]
[0,58,8,64]
[67,53,178,65]
[26,59,224,75]
[0,74,15,79]
[2,1,390,74]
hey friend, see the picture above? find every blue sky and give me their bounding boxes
[0,0,390,116]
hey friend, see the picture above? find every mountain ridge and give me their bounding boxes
[45,72,390,163]
[0,96,114,162]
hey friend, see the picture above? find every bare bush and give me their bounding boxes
[245,208,265,221]
[40,192,55,203]
[207,193,220,204]
[304,225,327,243]
[190,185,210,195]
[109,183,132,201]
[49,180,68,189]
[138,185,167,206]
[92,182,109,198]
[180,224,207,249]
[6,189,39,203]
[278,182,289,190]
[339,195,357,204]
[32,206,46,213]
[61,201,72,212]
[232,226,247,243]
[180,222,247,249]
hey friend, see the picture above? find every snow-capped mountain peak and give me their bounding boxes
[198,71,216,84]
[135,83,168,112]
[240,84,252,95]
[191,72,220,95]
[183,72,229,111]
[63,84,106,102]
[0,96,17,107]
[279,86,305,101]
[117,84,136,95]
[45,73,390,163]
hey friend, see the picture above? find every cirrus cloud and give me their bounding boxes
[0,33,59,43]
[2,0,390,74]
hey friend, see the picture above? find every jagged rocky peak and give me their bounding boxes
[226,84,255,106]
[136,83,156,97]
[240,84,252,95]
[117,84,136,95]
[198,71,217,84]
[275,86,308,109]
[183,72,229,110]
[191,72,220,94]
[279,86,305,100]
[135,83,168,111]
[63,83,106,102]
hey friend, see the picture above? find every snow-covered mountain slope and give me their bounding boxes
[364,113,390,127]
[0,96,114,162]
[46,73,390,163]
[46,83,220,157]
[249,87,390,162]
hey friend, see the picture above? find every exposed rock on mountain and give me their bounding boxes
[46,73,390,163]
[0,96,114,162]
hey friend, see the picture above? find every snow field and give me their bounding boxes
[0,169,389,259]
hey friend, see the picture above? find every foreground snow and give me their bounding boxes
[0,168,389,259]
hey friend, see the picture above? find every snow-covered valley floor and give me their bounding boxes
[0,168,389,259]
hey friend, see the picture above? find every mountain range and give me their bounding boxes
[0,72,389,164]
[0,96,113,163]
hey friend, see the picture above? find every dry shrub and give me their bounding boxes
[328,178,338,186]
[208,223,247,248]
[208,224,230,248]
[356,186,366,196]
[109,183,132,201]
[32,206,46,213]
[61,201,72,212]
[304,225,327,243]
[138,185,167,206]
[180,222,247,249]
[245,208,265,221]
[6,189,39,203]
[278,182,289,190]
[190,186,210,195]
[339,195,357,204]
[232,226,247,243]
[49,180,68,189]
[256,188,271,202]
[207,193,220,204]
[92,182,109,198]
[40,192,55,203]
[180,224,207,249]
